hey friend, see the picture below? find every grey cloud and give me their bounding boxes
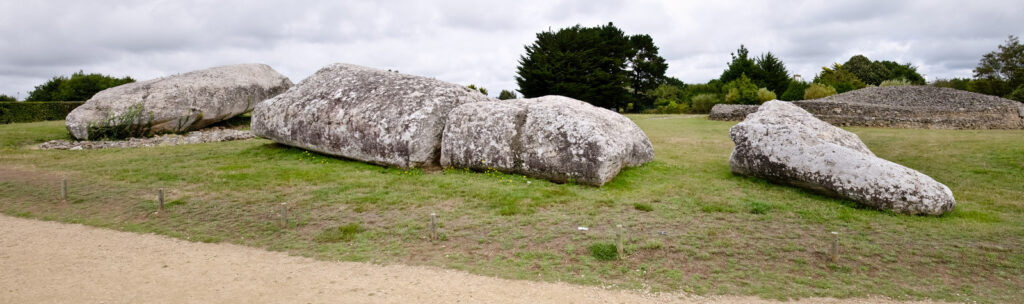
[1,0,1022,97]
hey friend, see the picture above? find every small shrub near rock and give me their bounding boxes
[757,88,777,102]
[690,93,721,113]
[880,78,914,87]
[633,202,653,212]
[588,242,619,261]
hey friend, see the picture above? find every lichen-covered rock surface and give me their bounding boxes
[709,86,1024,129]
[440,95,654,186]
[252,63,494,169]
[729,100,955,215]
[66,64,292,140]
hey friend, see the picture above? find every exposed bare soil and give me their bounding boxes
[0,214,946,303]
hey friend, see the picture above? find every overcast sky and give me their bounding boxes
[1,0,1022,99]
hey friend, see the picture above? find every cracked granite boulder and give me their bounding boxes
[252,63,495,169]
[66,63,292,140]
[729,100,955,215]
[440,95,654,186]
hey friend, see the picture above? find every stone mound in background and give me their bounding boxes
[709,86,1024,129]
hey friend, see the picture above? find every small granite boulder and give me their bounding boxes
[729,100,955,215]
[66,64,292,140]
[440,95,654,186]
[709,103,759,121]
[252,63,495,169]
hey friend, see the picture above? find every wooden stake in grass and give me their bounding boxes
[430,213,438,240]
[158,189,164,211]
[831,231,840,263]
[60,179,68,202]
[280,203,288,228]
[616,224,624,259]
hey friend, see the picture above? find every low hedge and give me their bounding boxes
[0,101,84,124]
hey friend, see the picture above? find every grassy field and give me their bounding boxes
[1,117,1022,303]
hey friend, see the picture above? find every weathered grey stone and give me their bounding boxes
[709,86,1024,129]
[440,95,654,186]
[709,104,759,121]
[729,100,955,215]
[66,64,292,140]
[251,63,495,169]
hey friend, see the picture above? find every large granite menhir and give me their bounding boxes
[729,100,955,215]
[252,63,494,169]
[709,86,1024,129]
[66,64,292,140]
[441,96,654,186]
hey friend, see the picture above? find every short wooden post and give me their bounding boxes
[280,203,288,228]
[60,179,68,202]
[616,224,624,258]
[830,231,840,263]
[158,189,165,211]
[430,213,438,240]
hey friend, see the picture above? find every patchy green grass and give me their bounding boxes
[1,117,1022,303]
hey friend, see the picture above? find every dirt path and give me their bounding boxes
[0,214,943,304]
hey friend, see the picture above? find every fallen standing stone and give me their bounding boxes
[251,63,494,169]
[728,100,955,215]
[66,63,292,140]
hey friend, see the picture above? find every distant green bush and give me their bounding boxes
[781,80,809,101]
[880,78,914,87]
[0,101,84,124]
[931,78,971,91]
[497,89,517,100]
[656,101,688,114]
[804,83,837,99]
[723,74,760,104]
[0,94,15,102]
[1008,85,1024,102]
[689,93,721,113]
[757,88,777,102]
[814,63,867,93]
[26,71,134,102]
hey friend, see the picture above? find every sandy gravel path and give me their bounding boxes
[0,214,942,303]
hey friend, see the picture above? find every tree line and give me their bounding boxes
[509,24,1023,113]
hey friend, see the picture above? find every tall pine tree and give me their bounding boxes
[755,52,790,95]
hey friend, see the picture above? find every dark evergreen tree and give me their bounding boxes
[720,45,758,84]
[755,52,790,95]
[0,94,16,102]
[780,80,810,101]
[515,23,668,110]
